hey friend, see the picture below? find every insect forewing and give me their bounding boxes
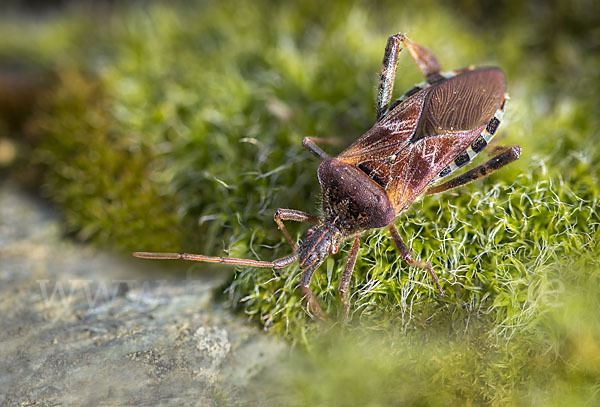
[337,67,507,212]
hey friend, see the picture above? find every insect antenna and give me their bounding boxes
[132,251,298,269]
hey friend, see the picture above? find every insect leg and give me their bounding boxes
[376,33,404,121]
[401,35,442,83]
[338,235,361,321]
[485,134,508,154]
[274,208,320,250]
[388,224,444,295]
[426,145,521,195]
[302,137,337,160]
[300,263,326,320]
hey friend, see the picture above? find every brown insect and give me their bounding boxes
[134,33,521,319]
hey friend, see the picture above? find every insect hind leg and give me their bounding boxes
[376,33,404,121]
[376,34,444,121]
[426,145,521,195]
[401,35,442,83]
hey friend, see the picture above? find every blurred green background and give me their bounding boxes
[1,0,599,405]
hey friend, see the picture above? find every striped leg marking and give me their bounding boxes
[426,144,521,196]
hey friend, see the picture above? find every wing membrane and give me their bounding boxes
[414,68,506,141]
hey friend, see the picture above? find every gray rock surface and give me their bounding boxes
[0,183,286,406]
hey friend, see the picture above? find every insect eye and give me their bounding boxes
[329,245,338,255]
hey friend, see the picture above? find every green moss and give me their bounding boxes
[2,0,600,403]
[250,256,600,406]
[30,69,185,252]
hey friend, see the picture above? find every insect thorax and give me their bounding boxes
[317,159,396,235]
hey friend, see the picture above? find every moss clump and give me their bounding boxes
[250,254,600,406]
[30,69,185,251]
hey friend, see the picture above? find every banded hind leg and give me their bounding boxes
[388,224,444,295]
[401,35,442,82]
[426,145,521,195]
[376,34,404,121]
[376,33,442,121]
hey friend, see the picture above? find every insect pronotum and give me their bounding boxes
[134,33,521,319]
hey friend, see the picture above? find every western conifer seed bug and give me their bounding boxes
[134,33,521,320]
